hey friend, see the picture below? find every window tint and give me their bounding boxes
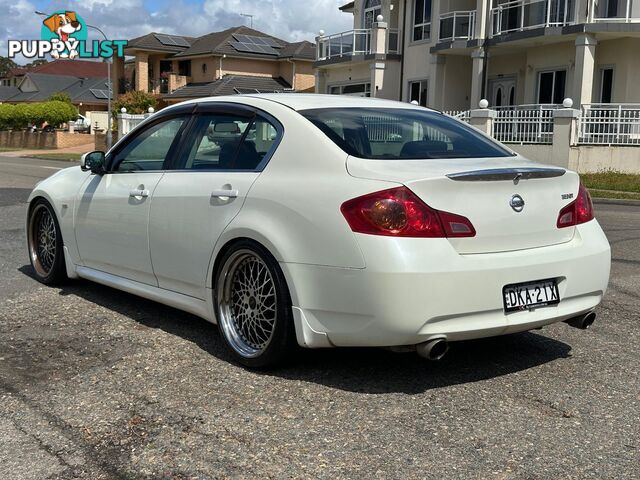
[301,108,512,159]
[112,117,186,172]
[179,114,278,170]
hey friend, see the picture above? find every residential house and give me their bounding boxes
[0,59,111,113]
[113,26,316,104]
[315,0,640,110]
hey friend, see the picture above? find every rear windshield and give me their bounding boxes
[300,108,512,159]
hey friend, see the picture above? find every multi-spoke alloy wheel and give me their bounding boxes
[215,242,295,367]
[27,200,66,284]
[218,250,277,357]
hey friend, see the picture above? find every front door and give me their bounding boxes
[489,77,516,108]
[148,105,282,299]
[75,115,190,285]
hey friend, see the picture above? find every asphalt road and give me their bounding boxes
[1,155,638,479]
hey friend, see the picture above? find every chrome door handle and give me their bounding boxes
[129,189,149,198]
[211,189,239,199]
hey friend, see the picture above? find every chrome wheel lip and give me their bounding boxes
[28,204,57,278]
[217,249,277,359]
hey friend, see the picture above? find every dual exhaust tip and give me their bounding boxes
[416,312,596,361]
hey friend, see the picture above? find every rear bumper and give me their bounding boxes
[282,220,611,348]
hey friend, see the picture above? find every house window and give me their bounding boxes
[413,0,432,42]
[178,60,191,77]
[364,0,382,29]
[600,67,614,103]
[202,62,207,74]
[537,70,566,104]
[329,83,371,97]
[409,79,428,107]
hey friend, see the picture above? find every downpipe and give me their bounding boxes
[564,312,597,330]
[416,338,449,361]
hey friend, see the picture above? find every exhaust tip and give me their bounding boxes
[416,338,449,361]
[565,312,596,330]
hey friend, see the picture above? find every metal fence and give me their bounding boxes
[444,110,471,123]
[117,113,150,139]
[578,104,640,145]
[492,105,560,144]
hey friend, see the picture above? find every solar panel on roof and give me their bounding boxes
[232,34,282,49]
[155,34,177,46]
[229,40,279,56]
[89,89,109,99]
[171,36,190,47]
[154,34,190,47]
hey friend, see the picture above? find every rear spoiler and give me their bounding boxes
[446,167,565,183]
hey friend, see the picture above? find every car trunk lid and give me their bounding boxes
[346,156,579,254]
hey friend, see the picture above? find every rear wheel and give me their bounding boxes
[215,241,296,368]
[27,199,67,285]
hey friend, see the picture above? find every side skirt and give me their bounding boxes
[75,266,215,323]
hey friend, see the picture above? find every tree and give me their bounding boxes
[113,90,157,115]
[48,92,73,104]
[0,56,18,78]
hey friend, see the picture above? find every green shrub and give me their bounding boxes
[43,100,77,127]
[0,100,77,130]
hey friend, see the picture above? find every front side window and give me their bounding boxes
[413,0,432,42]
[178,114,278,171]
[301,108,512,159]
[409,79,428,107]
[112,117,187,172]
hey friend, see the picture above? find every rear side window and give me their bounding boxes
[300,108,512,159]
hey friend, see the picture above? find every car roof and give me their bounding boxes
[174,93,436,112]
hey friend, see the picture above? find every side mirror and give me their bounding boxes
[80,151,106,175]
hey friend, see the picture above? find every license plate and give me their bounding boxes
[503,279,560,313]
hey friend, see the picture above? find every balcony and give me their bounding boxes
[316,28,400,62]
[591,0,640,22]
[439,11,477,42]
[491,0,575,36]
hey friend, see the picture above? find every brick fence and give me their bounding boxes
[0,130,94,150]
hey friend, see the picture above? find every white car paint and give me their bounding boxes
[28,94,611,352]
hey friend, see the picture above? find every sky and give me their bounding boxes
[0,0,353,64]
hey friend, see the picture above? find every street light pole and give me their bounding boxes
[34,12,113,150]
[85,24,113,151]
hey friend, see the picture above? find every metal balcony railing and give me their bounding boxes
[439,11,476,41]
[491,0,575,36]
[317,28,401,61]
[591,0,640,22]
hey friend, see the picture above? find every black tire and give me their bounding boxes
[214,239,296,368]
[27,198,67,285]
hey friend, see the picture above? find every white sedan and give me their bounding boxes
[26,94,611,367]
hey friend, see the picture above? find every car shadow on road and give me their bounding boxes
[19,266,573,395]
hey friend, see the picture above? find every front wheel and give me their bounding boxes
[215,241,296,368]
[27,199,67,285]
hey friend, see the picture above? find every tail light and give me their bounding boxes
[557,183,594,228]
[341,186,475,238]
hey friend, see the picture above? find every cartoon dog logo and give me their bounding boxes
[42,11,82,59]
